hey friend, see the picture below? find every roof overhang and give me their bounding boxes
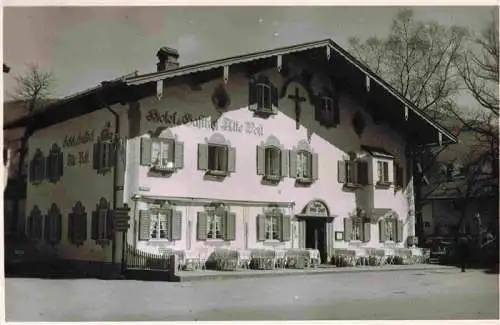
[3,39,457,147]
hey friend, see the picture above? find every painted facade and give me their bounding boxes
[25,64,416,267]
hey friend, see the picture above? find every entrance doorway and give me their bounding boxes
[305,218,327,264]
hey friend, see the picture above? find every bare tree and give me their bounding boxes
[8,64,54,234]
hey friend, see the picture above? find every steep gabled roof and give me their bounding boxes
[4,39,457,146]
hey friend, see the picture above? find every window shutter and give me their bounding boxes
[344,218,353,241]
[140,138,152,166]
[197,211,208,241]
[280,215,291,242]
[56,213,62,242]
[58,152,64,178]
[256,145,265,176]
[44,214,50,242]
[80,213,88,242]
[314,96,322,124]
[311,152,319,181]
[225,212,236,241]
[388,162,394,184]
[138,210,151,241]
[227,147,236,173]
[107,142,116,168]
[280,149,289,178]
[197,144,209,171]
[271,83,279,112]
[396,219,404,243]
[379,220,386,243]
[91,211,99,240]
[174,141,184,169]
[248,78,257,108]
[29,160,35,182]
[337,160,346,183]
[68,213,75,243]
[333,95,340,125]
[106,209,113,240]
[93,143,101,170]
[288,150,297,179]
[363,222,371,242]
[36,215,43,240]
[352,161,359,184]
[170,210,182,241]
[45,156,52,180]
[257,214,266,241]
[358,161,369,185]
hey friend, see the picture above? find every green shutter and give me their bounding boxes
[45,156,52,180]
[280,149,289,178]
[225,212,236,241]
[288,150,297,179]
[56,213,62,242]
[91,211,99,240]
[44,214,50,242]
[93,143,100,170]
[174,141,184,169]
[358,161,369,185]
[363,222,371,242]
[140,138,152,166]
[379,220,386,242]
[256,145,265,176]
[68,213,75,243]
[197,144,209,171]
[257,214,266,241]
[170,210,182,241]
[138,210,151,241]
[58,152,64,178]
[311,152,319,180]
[106,209,113,240]
[227,147,236,173]
[80,213,88,242]
[197,211,208,241]
[343,218,352,241]
[396,219,404,243]
[338,160,346,183]
[29,159,34,182]
[281,215,291,242]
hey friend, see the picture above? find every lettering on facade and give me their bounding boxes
[63,130,95,148]
[67,151,90,166]
[145,109,264,137]
[304,200,329,217]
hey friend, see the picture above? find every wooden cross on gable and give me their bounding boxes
[288,87,306,130]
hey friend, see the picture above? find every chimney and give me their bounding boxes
[156,47,179,72]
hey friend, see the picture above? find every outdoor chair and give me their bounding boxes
[183,250,201,271]
[238,250,251,269]
[198,248,211,270]
[274,248,287,269]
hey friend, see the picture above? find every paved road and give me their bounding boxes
[5,268,499,321]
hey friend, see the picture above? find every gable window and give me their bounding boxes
[344,217,370,242]
[68,202,88,246]
[249,75,279,116]
[257,208,291,242]
[290,144,318,184]
[91,198,113,246]
[379,217,403,243]
[196,204,236,241]
[315,93,340,127]
[27,205,43,240]
[198,137,236,177]
[29,149,46,184]
[141,137,184,173]
[46,144,64,183]
[138,205,182,241]
[44,203,62,245]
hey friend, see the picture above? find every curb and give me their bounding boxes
[177,265,457,283]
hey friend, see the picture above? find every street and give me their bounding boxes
[5,268,499,321]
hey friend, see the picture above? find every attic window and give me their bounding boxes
[249,75,278,116]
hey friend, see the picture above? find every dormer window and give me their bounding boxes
[141,136,184,174]
[249,75,279,116]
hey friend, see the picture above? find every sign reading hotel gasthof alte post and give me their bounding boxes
[113,204,131,232]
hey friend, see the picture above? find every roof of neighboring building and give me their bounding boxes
[3,39,457,146]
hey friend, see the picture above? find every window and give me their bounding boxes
[44,203,62,245]
[257,209,291,242]
[91,198,112,245]
[385,219,395,241]
[394,161,404,189]
[315,91,340,127]
[150,209,171,240]
[296,150,312,179]
[197,205,236,241]
[27,206,43,240]
[139,207,182,241]
[377,161,390,184]
[207,209,224,239]
[379,218,401,242]
[249,75,279,115]
[29,149,46,184]
[208,145,228,172]
[265,147,281,179]
[46,144,64,183]
[69,202,87,246]
[352,218,364,241]
[265,214,280,240]
[141,137,184,172]
[93,140,115,173]
[338,156,368,187]
[344,217,370,242]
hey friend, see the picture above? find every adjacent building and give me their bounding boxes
[5,39,457,275]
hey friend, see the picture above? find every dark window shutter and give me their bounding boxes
[314,96,323,124]
[80,213,88,242]
[174,141,184,169]
[68,213,75,243]
[93,143,101,170]
[58,152,64,178]
[29,159,35,182]
[396,219,404,243]
[256,145,265,176]
[225,212,236,241]
[257,214,266,241]
[140,138,152,166]
[386,162,393,184]
[91,211,99,240]
[352,161,359,184]
[271,83,279,109]
[170,210,182,241]
[344,218,353,241]
[56,213,62,242]
[358,161,369,185]
[280,149,289,178]
[311,152,319,181]
[363,222,371,242]
[45,156,51,180]
[281,215,291,242]
[197,144,209,171]
[36,215,43,239]
[107,142,116,168]
[288,150,297,179]
[338,160,346,183]
[227,147,236,173]
[333,95,340,125]
[106,209,113,240]
[197,211,208,241]
[248,78,257,109]
[44,214,50,242]
[379,220,386,242]
[138,210,151,241]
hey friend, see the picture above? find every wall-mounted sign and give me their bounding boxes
[303,200,329,217]
[67,151,90,166]
[63,130,95,148]
[145,109,264,137]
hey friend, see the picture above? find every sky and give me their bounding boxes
[2,6,497,101]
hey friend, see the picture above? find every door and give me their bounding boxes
[305,218,327,264]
